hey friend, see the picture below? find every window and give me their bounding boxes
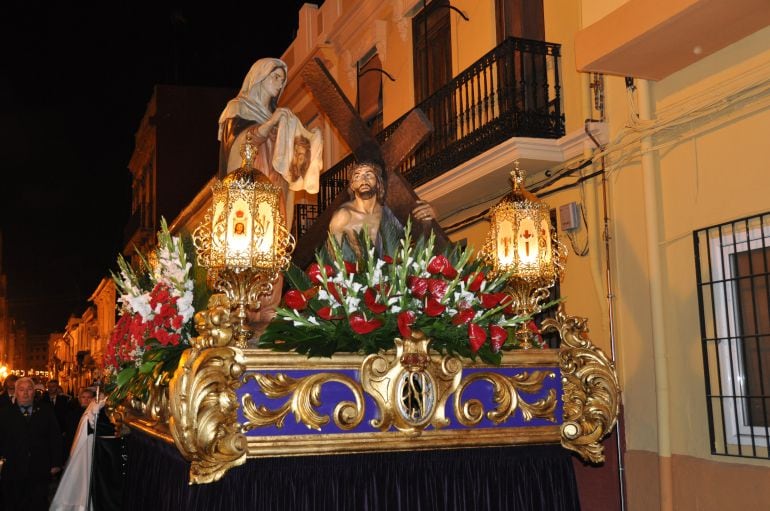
[695,212,770,458]
[495,0,544,42]
[412,0,452,104]
[356,50,384,135]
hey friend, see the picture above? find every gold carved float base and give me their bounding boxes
[118,303,620,485]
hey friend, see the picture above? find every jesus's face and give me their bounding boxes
[350,165,378,199]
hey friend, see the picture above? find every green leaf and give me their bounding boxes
[139,361,157,374]
[116,366,137,387]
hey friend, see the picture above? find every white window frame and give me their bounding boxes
[709,225,770,447]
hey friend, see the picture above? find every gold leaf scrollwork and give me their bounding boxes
[453,371,557,426]
[361,331,462,434]
[168,297,247,484]
[241,373,365,431]
[543,308,621,463]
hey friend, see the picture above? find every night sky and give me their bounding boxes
[0,2,312,334]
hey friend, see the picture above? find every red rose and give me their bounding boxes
[489,325,507,352]
[467,272,485,292]
[427,278,449,300]
[349,313,383,334]
[382,255,393,264]
[344,261,357,274]
[468,323,487,352]
[427,255,458,279]
[425,298,446,317]
[451,308,475,326]
[408,276,428,299]
[364,288,387,314]
[284,290,308,310]
[397,311,416,338]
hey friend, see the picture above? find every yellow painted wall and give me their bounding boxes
[600,20,770,511]
[545,0,585,135]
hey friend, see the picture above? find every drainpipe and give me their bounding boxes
[638,79,673,511]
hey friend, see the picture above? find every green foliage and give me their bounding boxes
[259,220,547,364]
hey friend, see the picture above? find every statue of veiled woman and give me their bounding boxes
[218,58,323,337]
[218,57,323,229]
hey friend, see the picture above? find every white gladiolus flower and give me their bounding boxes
[345,296,361,311]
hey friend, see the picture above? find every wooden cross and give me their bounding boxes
[293,58,450,268]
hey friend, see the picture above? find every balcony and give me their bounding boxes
[303,37,564,233]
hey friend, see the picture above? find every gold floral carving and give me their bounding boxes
[543,309,621,463]
[241,372,365,431]
[453,370,558,426]
[167,294,248,484]
[361,331,462,434]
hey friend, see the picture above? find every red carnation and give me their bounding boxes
[451,308,475,326]
[427,278,449,301]
[427,255,458,279]
[481,292,508,309]
[408,276,428,299]
[468,323,487,352]
[317,306,342,321]
[489,325,508,352]
[425,298,446,317]
[397,311,416,338]
[284,290,308,310]
[364,288,387,314]
[307,263,334,284]
[467,272,485,292]
[527,321,544,347]
[349,313,383,334]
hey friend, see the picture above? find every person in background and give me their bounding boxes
[41,379,71,433]
[63,387,95,456]
[0,377,63,510]
[0,375,18,408]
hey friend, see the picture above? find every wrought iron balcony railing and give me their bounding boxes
[305,36,564,229]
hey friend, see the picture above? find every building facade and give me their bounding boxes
[272,2,770,509]
[121,1,770,509]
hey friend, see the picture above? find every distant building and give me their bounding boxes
[88,277,117,380]
[25,334,49,375]
[124,84,236,262]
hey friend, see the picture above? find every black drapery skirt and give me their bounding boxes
[122,431,580,511]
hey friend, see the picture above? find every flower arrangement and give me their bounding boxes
[260,223,550,364]
[105,219,202,403]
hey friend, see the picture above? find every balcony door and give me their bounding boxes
[495,0,547,113]
[495,0,544,42]
[412,0,454,166]
[412,0,452,104]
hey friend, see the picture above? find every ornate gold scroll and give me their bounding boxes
[241,372,365,431]
[543,309,621,463]
[168,294,248,484]
[453,370,558,426]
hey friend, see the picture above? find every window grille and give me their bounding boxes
[694,212,770,458]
